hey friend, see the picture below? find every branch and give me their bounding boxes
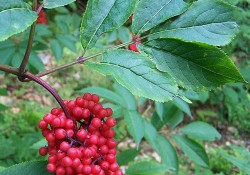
[19,0,38,76]
[0,64,19,76]
[24,72,71,119]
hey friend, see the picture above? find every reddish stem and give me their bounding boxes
[24,72,71,119]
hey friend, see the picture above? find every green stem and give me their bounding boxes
[19,0,38,76]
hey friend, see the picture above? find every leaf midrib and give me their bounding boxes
[137,0,173,34]
[85,1,116,50]
[151,21,236,37]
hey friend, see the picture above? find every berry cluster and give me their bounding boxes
[38,93,123,175]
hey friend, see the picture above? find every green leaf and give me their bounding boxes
[0,103,8,111]
[141,39,244,91]
[44,0,76,9]
[157,135,179,174]
[173,98,192,117]
[50,39,63,60]
[181,121,221,141]
[117,148,140,166]
[143,120,178,174]
[113,82,136,110]
[86,50,179,102]
[173,135,209,167]
[0,88,8,96]
[126,161,170,175]
[132,0,189,35]
[151,102,183,130]
[117,26,132,43]
[0,2,37,41]
[80,0,136,50]
[79,87,124,105]
[143,119,159,150]
[28,51,45,71]
[218,149,250,174]
[124,111,144,147]
[149,0,239,46]
[56,34,77,53]
[30,139,47,149]
[155,102,164,120]
[0,161,53,175]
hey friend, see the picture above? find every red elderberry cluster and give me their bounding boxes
[128,35,141,53]
[38,93,123,175]
[37,5,47,24]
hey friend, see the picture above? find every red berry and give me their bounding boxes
[97,109,107,119]
[72,158,81,168]
[106,139,117,149]
[38,120,48,129]
[77,129,87,140]
[43,113,54,124]
[60,141,70,152]
[106,154,116,164]
[48,155,57,163]
[83,93,92,101]
[110,162,119,172]
[91,118,102,128]
[56,166,66,175]
[106,108,113,117]
[62,156,73,167]
[67,148,78,159]
[106,118,116,127]
[91,165,101,174]
[55,128,66,139]
[82,165,91,174]
[99,161,110,171]
[47,163,56,172]
[99,145,109,155]
[51,108,60,115]
[73,106,83,119]
[82,109,90,119]
[39,147,48,156]
[91,94,99,103]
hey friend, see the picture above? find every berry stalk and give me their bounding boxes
[24,72,71,119]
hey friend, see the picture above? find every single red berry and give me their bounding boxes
[56,166,66,175]
[57,151,66,160]
[55,128,66,139]
[76,97,85,107]
[72,158,81,168]
[89,135,99,145]
[99,145,109,155]
[91,165,101,174]
[65,167,74,175]
[39,147,48,156]
[67,100,76,110]
[51,108,60,115]
[91,94,99,103]
[65,119,74,129]
[67,148,78,159]
[38,120,48,129]
[106,108,113,117]
[73,106,83,119]
[62,156,73,167]
[82,109,90,119]
[91,118,102,128]
[106,154,116,164]
[46,133,56,142]
[46,163,56,172]
[52,117,61,127]
[43,113,54,124]
[116,170,124,175]
[82,165,91,174]
[97,109,107,119]
[110,162,119,172]
[83,93,92,101]
[99,161,110,171]
[106,139,117,149]
[48,155,57,163]
[60,141,70,152]
[77,129,87,140]
[105,118,116,127]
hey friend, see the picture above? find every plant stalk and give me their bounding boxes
[19,0,38,76]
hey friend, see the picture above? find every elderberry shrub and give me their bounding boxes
[38,93,123,175]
